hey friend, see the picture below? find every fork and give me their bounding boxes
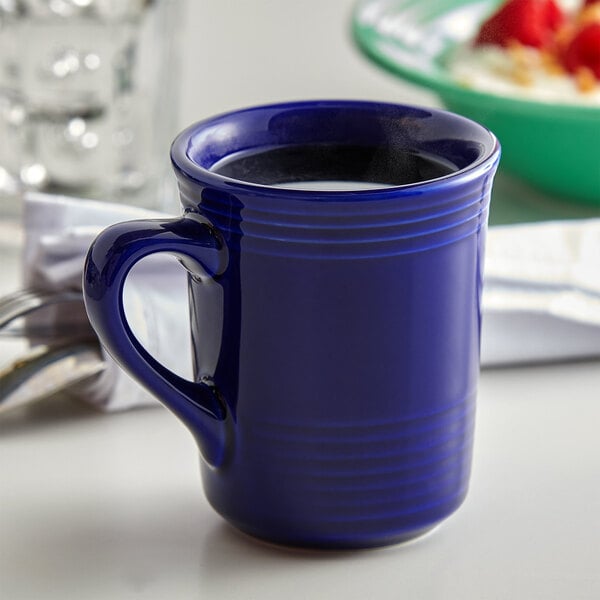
[0,286,105,414]
[0,286,98,345]
[0,287,84,330]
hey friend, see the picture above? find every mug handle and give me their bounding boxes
[83,213,229,467]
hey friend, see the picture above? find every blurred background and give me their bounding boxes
[177,0,433,119]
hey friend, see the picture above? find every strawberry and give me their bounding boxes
[578,0,600,26]
[475,0,565,49]
[562,22,600,79]
[544,0,565,30]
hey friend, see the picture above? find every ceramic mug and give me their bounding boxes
[83,100,500,549]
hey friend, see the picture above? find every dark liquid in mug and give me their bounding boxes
[211,144,458,189]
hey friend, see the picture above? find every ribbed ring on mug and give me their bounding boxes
[177,175,493,258]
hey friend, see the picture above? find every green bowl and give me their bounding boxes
[352,0,600,205]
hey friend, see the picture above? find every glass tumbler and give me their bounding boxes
[0,0,183,213]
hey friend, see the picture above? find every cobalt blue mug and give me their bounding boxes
[83,100,500,549]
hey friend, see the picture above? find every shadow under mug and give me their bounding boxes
[83,100,500,549]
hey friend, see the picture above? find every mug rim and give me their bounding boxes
[170,99,500,200]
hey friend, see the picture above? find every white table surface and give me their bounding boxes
[1,1,599,599]
[1,362,599,600]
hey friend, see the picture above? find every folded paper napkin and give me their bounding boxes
[482,219,600,365]
[21,192,600,411]
[23,192,190,411]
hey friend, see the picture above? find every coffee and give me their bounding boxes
[211,143,457,189]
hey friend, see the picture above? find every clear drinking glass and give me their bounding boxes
[0,0,183,213]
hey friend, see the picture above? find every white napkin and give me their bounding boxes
[20,192,600,411]
[23,192,190,411]
[481,219,600,365]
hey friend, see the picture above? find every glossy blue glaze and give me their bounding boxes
[83,100,500,549]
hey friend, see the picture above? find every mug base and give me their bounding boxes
[221,518,441,551]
